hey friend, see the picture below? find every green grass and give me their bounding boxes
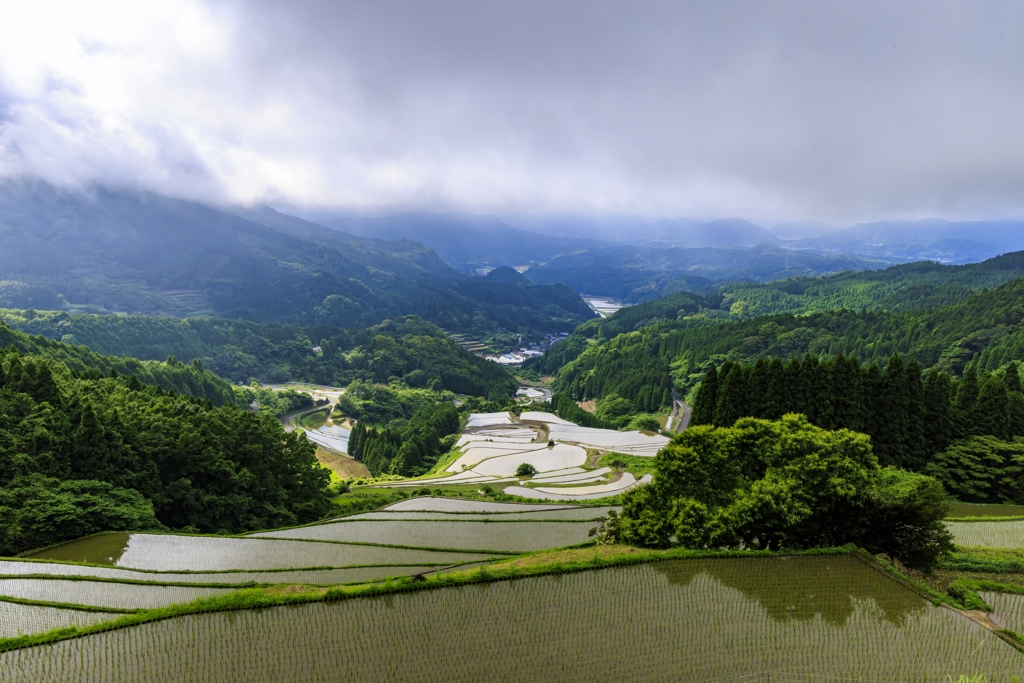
[298,409,330,430]
[596,452,657,477]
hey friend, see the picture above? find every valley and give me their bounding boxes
[5,188,1024,680]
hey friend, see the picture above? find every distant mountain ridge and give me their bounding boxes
[795,218,1024,264]
[0,182,595,333]
[312,211,598,272]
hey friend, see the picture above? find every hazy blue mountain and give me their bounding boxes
[311,211,599,272]
[505,214,780,249]
[0,182,594,333]
[646,217,780,248]
[768,220,840,240]
[799,218,1024,263]
[481,266,528,284]
[524,243,889,302]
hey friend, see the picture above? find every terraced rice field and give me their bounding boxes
[29,534,501,572]
[980,592,1024,634]
[350,507,613,521]
[0,579,231,610]
[0,561,453,586]
[947,520,1024,548]
[3,555,1019,681]
[506,474,655,501]
[251,519,599,552]
[402,412,665,499]
[119,535,504,571]
[0,602,120,639]
[302,424,350,453]
[465,412,513,428]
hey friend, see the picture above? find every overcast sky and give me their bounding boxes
[1,1,1022,224]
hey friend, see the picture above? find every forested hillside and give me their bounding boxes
[540,275,1024,417]
[690,354,1024,505]
[712,251,1024,318]
[2,311,517,399]
[530,292,707,376]
[523,243,886,302]
[0,335,333,555]
[0,320,234,404]
[0,183,594,335]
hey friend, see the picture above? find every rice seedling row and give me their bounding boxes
[251,520,599,552]
[2,555,1019,682]
[0,580,233,611]
[382,498,572,513]
[0,602,122,640]
[0,561,459,585]
[947,521,1024,548]
[347,507,616,521]
[114,535,501,571]
[981,592,1024,635]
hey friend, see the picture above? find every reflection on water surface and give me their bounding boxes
[25,532,130,565]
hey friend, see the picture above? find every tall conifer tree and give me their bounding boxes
[691,365,719,426]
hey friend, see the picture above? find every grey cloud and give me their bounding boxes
[2,0,1023,223]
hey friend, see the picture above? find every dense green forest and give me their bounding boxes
[2,311,517,399]
[348,402,461,477]
[0,321,235,404]
[540,276,1024,421]
[712,251,1024,318]
[610,414,951,569]
[532,253,1024,379]
[691,353,1024,481]
[0,184,594,335]
[0,338,333,556]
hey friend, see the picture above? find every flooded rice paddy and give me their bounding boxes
[946,520,1024,548]
[0,579,230,610]
[2,554,1019,682]
[0,601,120,639]
[250,519,599,552]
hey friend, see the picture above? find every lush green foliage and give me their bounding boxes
[3,311,517,398]
[713,251,1024,318]
[541,276,1024,428]
[551,392,615,429]
[348,402,460,477]
[529,293,706,376]
[231,385,314,418]
[0,321,235,404]
[926,436,1024,504]
[0,477,159,557]
[691,354,1024,492]
[0,342,333,555]
[613,415,953,569]
[515,463,537,476]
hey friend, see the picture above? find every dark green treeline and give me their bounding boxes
[348,402,460,478]
[691,354,1024,471]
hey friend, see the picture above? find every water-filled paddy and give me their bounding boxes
[71,534,499,571]
[252,520,598,552]
[25,533,131,564]
[3,555,1019,681]
[0,561,460,586]
[947,520,1024,548]
[0,579,232,610]
[981,592,1024,634]
[383,498,570,513]
[0,601,120,639]
[350,507,614,521]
